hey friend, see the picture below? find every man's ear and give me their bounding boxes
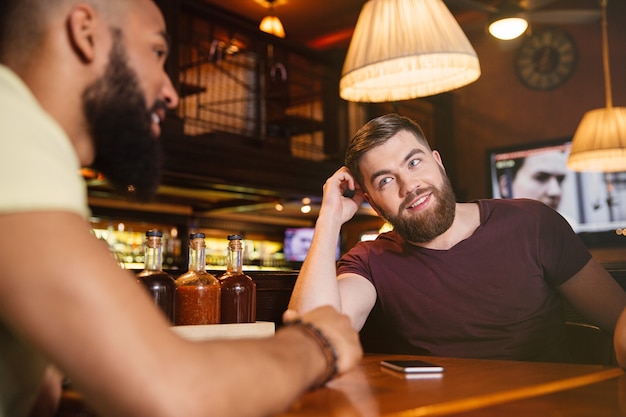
[66,4,98,63]
[432,150,446,172]
[363,193,382,217]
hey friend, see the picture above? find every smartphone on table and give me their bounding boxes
[380,359,444,374]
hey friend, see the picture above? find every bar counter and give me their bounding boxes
[57,353,625,417]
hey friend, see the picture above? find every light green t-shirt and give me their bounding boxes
[0,65,90,417]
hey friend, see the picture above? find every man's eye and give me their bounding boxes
[378,177,392,189]
[409,159,420,168]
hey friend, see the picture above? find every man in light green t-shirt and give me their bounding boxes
[0,1,362,417]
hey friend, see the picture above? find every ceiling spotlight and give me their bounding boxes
[274,202,284,212]
[487,2,528,40]
[300,204,312,214]
[488,16,528,40]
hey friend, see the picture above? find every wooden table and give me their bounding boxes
[57,353,625,417]
[276,354,624,417]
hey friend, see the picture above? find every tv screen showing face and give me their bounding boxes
[488,139,626,234]
[284,227,340,262]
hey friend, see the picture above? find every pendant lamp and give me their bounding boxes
[259,0,285,38]
[339,0,481,103]
[567,0,626,172]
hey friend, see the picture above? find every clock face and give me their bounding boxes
[515,28,577,91]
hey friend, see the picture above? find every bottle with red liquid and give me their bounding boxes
[136,229,177,324]
[175,232,220,325]
[219,234,256,323]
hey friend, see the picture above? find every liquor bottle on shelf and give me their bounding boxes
[136,229,177,324]
[218,234,256,323]
[175,232,220,325]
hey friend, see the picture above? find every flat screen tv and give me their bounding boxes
[487,138,626,237]
[284,227,340,263]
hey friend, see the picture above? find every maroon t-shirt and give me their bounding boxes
[338,199,591,362]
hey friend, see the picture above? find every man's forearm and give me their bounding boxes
[289,212,344,313]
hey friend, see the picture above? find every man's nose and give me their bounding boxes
[546,177,562,196]
[399,176,420,197]
[162,73,179,109]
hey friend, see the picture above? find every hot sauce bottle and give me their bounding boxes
[218,234,256,323]
[175,232,221,325]
[136,229,177,324]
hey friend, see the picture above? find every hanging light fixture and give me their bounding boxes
[568,0,626,172]
[488,17,528,40]
[487,1,528,40]
[259,0,285,38]
[339,0,481,103]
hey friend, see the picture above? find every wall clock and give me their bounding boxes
[515,28,577,91]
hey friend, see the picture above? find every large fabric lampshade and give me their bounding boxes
[339,0,481,103]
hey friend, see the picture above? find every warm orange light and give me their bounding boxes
[80,167,104,180]
[259,15,285,38]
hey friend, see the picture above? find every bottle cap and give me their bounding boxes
[228,234,242,240]
[146,229,163,237]
[190,232,206,239]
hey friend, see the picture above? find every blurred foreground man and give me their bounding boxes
[0,1,361,416]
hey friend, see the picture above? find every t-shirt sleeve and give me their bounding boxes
[536,203,592,287]
[337,241,373,280]
[0,74,89,218]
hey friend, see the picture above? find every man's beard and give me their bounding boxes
[83,31,166,202]
[375,171,457,243]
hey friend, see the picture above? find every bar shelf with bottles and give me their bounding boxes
[90,219,290,271]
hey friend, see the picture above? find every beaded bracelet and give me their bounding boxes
[284,318,339,389]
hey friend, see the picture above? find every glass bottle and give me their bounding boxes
[136,229,177,324]
[175,232,221,325]
[219,234,257,323]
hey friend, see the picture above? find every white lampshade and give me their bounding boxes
[259,14,285,38]
[567,107,626,172]
[488,17,528,40]
[567,0,626,173]
[340,0,481,102]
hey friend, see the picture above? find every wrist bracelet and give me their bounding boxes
[284,318,339,389]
